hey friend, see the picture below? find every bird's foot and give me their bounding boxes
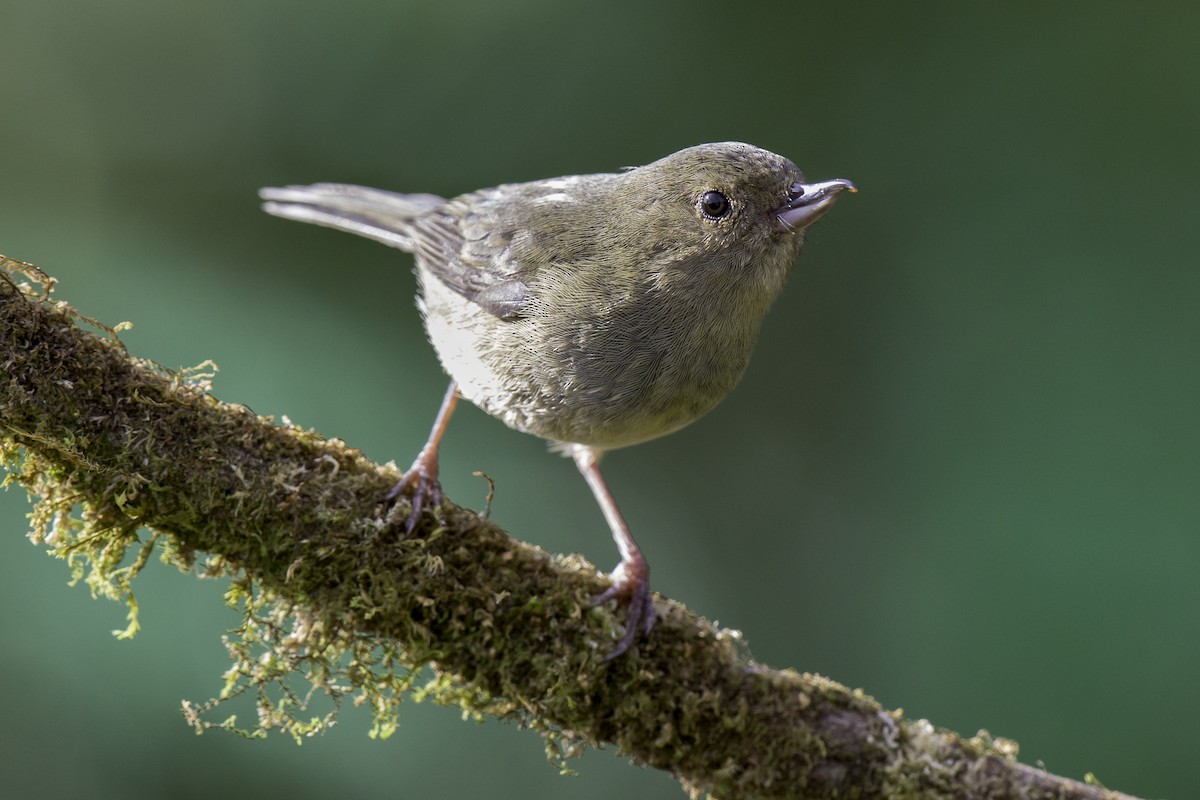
[593,556,656,661]
[384,447,443,536]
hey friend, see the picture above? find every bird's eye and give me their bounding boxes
[699,190,731,220]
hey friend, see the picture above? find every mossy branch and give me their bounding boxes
[0,257,1139,800]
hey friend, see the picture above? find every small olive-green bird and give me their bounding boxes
[260,142,854,659]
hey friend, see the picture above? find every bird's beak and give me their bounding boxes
[775,178,857,232]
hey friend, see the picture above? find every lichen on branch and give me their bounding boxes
[0,256,1138,800]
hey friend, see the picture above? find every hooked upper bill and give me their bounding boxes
[776,178,857,232]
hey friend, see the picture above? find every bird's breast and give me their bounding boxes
[419,270,766,450]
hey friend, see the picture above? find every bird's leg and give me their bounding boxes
[572,446,656,660]
[385,380,459,535]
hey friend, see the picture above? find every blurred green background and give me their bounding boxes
[2,2,1196,798]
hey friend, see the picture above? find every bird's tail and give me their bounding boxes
[259,184,446,253]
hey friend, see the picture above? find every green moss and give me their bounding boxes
[1,257,1125,800]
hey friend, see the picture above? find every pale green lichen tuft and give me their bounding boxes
[0,262,460,746]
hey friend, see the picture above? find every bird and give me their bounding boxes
[260,142,854,659]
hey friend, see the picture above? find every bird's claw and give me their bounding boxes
[593,558,656,661]
[384,449,443,537]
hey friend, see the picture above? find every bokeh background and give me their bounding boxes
[2,2,1197,798]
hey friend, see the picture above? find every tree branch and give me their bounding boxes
[0,257,1139,800]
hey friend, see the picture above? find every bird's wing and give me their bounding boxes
[407,200,531,320]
